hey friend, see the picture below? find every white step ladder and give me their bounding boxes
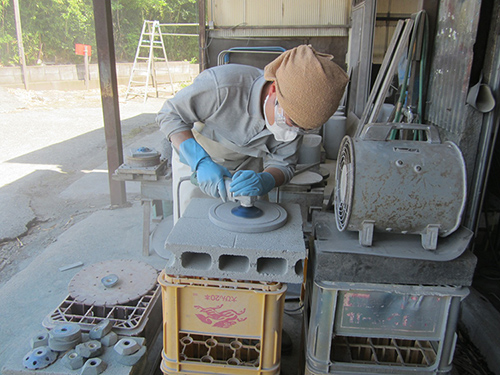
[125,20,175,102]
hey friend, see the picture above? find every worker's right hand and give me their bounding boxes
[230,170,275,196]
[179,138,231,201]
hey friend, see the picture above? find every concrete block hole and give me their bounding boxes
[219,255,250,272]
[257,257,287,275]
[294,259,304,276]
[181,252,212,270]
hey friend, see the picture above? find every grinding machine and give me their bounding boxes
[334,123,467,251]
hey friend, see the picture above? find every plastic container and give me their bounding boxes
[304,280,468,374]
[298,134,322,165]
[158,271,286,375]
[323,116,346,160]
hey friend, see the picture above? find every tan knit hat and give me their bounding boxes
[264,45,349,129]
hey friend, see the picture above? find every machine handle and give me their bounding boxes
[359,123,442,144]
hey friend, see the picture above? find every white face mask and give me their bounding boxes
[263,95,297,142]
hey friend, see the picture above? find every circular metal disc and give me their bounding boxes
[290,171,323,185]
[319,166,331,179]
[209,201,288,233]
[68,260,158,306]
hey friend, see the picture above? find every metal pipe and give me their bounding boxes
[159,23,198,26]
[214,24,351,30]
[294,162,321,176]
[160,33,198,37]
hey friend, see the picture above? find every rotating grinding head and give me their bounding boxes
[211,179,287,233]
[229,194,264,218]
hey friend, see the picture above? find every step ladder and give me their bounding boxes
[125,20,175,102]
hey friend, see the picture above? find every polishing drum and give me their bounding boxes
[334,123,467,250]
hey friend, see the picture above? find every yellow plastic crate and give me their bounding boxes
[158,271,286,375]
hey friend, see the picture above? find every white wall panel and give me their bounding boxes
[208,0,350,27]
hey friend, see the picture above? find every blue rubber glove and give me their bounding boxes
[179,138,231,200]
[230,170,276,197]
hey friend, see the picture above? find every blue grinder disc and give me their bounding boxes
[231,205,264,218]
[209,201,288,233]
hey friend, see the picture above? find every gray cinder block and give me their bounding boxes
[165,199,307,283]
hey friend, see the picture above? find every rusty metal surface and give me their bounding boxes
[68,259,158,306]
[425,0,481,136]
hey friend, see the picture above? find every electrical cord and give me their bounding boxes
[284,303,304,315]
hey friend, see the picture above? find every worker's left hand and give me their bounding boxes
[230,170,275,196]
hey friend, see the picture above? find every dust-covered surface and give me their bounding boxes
[0,87,104,113]
[0,86,169,286]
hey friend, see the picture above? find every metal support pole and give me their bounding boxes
[198,0,207,72]
[12,0,29,90]
[92,0,127,206]
[84,47,90,90]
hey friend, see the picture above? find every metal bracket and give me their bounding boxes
[421,224,440,250]
[359,220,375,247]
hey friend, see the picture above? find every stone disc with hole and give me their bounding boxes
[68,260,158,306]
[209,201,287,233]
[290,171,323,185]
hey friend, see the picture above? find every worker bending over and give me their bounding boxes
[157,44,349,223]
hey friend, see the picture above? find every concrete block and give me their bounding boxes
[41,66,61,81]
[76,340,103,358]
[100,331,118,347]
[59,65,77,81]
[49,323,82,341]
[0,67,21,83]
[114,345,147,366]
[114,337,141,355]
[89,319,113,340]
[61,349,85,370]
[27,66,45,82]
[165,199,306,283]
[30,331,49,349]
[48,335,82,352]
[81,358,107,375]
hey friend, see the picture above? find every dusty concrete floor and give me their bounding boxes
[0,86,168,286]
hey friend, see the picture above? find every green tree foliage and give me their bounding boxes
[0,0,198,66]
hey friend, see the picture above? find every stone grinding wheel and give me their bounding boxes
[68,259,158,306]
[209,200,288,233]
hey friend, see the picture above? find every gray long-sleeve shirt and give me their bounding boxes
[156,64,301,184]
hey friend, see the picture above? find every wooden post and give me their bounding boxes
[12,0,29,90]
[198,0,207,71]
[92,0,127,206]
